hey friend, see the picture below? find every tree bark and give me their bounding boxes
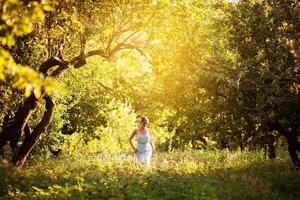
[0,94,40,150]
[285,133,300,167]
[265,134,278,159]
[12,96,54,167]
[268,120,300,167]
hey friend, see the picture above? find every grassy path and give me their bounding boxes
[1,150,300,199]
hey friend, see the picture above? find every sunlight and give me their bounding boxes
[1,0,299,199]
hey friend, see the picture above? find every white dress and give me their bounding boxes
[135,129,152,167]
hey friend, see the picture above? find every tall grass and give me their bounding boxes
[0,150,299,199]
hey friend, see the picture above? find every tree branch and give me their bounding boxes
[39,56,68,75]
[244,96,300,111]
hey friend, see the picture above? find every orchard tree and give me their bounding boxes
[227,0,300,166]
[0,0,164,167]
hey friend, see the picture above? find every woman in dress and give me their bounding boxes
[129,116,155,168]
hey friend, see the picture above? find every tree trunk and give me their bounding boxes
[268,120,300,167]
[12,96,54,167]
[0,57,65,152]
[266,134,278,159]
[0,56,73,166]
[220,139,229,149]
[285,133,300,167]
[0,94,41,150]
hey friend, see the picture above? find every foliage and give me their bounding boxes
[143,0,237,149]
[0,150,299,199]
[62,99,137,154]
[218,0,300,150]
[0,0,57,97]
[54,97,173,155]
[0,0,299,171]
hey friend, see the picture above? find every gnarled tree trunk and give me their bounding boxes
[12,96,55,167]
[0,56,68,166]
[268,120,300,168]
[0,94,41,150]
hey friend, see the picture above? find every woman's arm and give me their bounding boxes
[129,129,137,152]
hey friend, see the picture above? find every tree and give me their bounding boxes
[0,0,163,167]
[227,0,300,166]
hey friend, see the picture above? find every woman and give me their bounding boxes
[129,116,155,168]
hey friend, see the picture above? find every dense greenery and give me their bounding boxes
[0,0,300,198]
[0,0,57,96]
[1,150,300,200]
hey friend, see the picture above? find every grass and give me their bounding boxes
[0,150,300,200]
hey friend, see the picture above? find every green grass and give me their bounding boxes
[0,150,299,200]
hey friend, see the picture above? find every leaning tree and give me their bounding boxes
[0,0,164,167]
